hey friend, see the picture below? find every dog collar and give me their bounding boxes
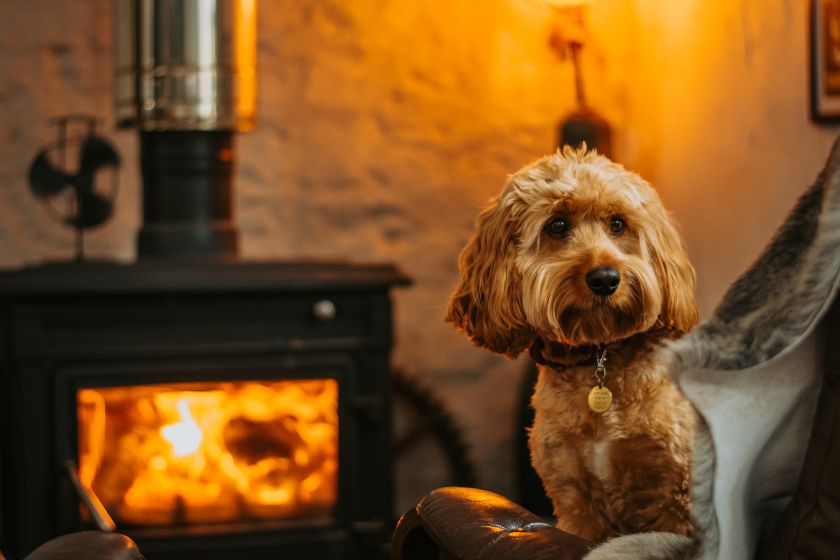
[528,338,599,371]
[530,339,614,412]
[529,327,680,371]
[530,329,681,414]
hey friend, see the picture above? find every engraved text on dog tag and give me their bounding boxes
[588,385,612,413]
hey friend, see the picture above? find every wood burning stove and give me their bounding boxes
[0,260,409,559]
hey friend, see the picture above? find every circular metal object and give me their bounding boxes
[587,385,613,413]
[312,300,337,322]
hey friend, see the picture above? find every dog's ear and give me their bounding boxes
[446,196,535,358]
[641,199,700,334]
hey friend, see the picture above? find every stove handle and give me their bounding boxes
[64,459,117,532]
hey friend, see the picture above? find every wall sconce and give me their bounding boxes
[546,0,613,157]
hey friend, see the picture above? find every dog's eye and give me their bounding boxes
[609,216,626,235]
[545,216,571,238]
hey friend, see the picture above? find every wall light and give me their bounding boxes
[545,0,612,157]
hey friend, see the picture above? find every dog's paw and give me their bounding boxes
[582,532,695,560]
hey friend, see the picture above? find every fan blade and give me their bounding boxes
[65,191,113,229]
[78,136,120,176]
[28,150,71,197]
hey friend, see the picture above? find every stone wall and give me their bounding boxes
[1,0,838,514]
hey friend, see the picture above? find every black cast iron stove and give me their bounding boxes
[1,2,411,558]
[0,260,409,559]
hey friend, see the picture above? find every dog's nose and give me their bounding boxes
[586,267,620,296]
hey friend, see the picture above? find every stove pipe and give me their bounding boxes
[115,0,256,259]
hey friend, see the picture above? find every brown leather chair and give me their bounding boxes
[16,532,142,560]
[754,293,840,560]
[392,487,592,560]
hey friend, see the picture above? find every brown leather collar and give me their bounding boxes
[529,338,599,371]
[529,328,680,372]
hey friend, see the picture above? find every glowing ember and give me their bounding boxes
[77,379,338,526]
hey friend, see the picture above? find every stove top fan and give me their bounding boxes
[28,115,121,260]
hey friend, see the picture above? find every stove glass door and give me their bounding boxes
[76,379,338,527]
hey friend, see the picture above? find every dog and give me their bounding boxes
[446,146,700,546]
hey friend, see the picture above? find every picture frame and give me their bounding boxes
[812,0,840,121]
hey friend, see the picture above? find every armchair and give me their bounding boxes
[392,487,592,560]
[393,139,840,559]
[6,532,142,560]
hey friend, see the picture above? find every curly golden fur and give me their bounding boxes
[447,146,699,544]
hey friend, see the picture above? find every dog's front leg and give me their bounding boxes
[550,481,614,543]
[531,429,614,541]
[606,436,694,537]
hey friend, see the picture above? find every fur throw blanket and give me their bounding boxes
[587,138,840,559]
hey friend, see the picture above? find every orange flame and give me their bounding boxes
[77,380,338,526]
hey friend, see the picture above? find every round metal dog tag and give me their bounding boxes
[588,386,612,413]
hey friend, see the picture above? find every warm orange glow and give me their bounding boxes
[545,0,590,7]
[77,379,338,526]
[235,0,257,129]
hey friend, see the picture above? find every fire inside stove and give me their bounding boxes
[76,379,339,527]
